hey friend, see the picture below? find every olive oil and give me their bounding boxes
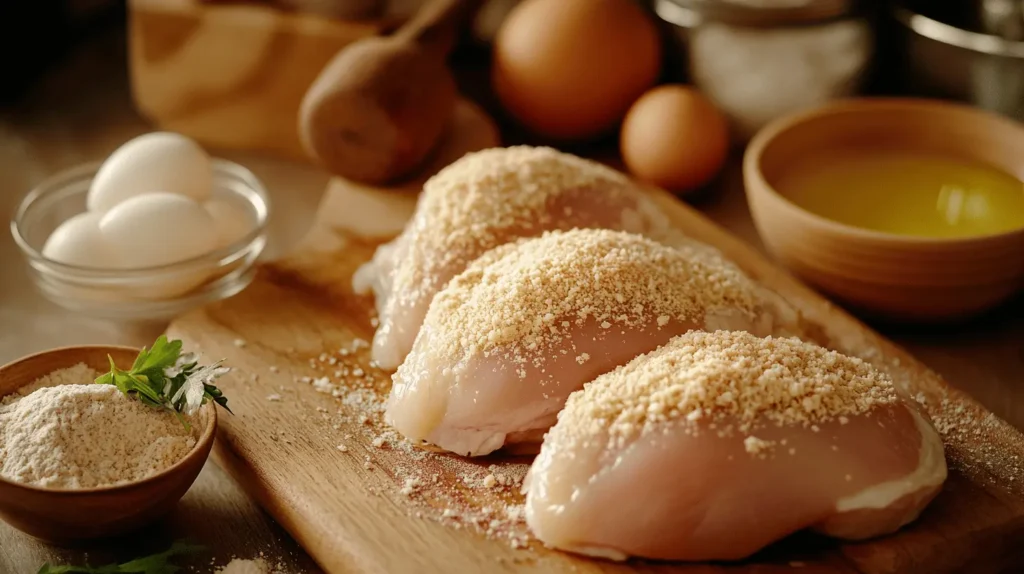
[774,149,1024,238]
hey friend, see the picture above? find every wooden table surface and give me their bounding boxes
[1,23,1022,574]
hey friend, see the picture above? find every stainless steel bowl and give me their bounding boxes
[893,1,1024,121]
[654,0,874,142]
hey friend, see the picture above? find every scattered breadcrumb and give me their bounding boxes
[216,558,268,574]
[924,392,1024,486]
[312,377,333,394]
[266,394,282,402]
[401,476,422,496]
[743,436,776,458]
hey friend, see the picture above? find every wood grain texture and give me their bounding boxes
[128,0,383,162]
[167,159,1024,572]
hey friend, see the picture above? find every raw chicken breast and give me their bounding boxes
[524,331,947,562]
[353,146,685,371]
[386,229,797,456]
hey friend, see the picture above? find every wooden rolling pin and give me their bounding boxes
[299,0,483,185]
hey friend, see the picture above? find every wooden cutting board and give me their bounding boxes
[168,109,1024,573]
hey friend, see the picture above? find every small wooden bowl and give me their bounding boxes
[744,98,1024,321]
[0,346,216,542]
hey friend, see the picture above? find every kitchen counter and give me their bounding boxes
[2,22,1022,574]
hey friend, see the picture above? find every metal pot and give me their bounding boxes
[892,1,1024,121]
[653,0,875,142]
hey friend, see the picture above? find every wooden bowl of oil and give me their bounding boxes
[0,346,216,542]
[745,98,1024,321]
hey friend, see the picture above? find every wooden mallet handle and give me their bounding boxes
[298,0,484,185]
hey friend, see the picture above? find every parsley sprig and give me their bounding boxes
[37,541,203,574]
[95,336,232,430]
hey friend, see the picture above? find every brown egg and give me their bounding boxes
[620,85,730,194]
[493,0,661,141]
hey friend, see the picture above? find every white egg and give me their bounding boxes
[99,192,218,268]
[88,132,213,214]
[42,212,120,268]
[204,197,254,249]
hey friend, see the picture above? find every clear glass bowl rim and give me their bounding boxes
[10,158,270,278]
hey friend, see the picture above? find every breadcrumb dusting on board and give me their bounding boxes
[404,228,761,374]
[216,559,268,574]
[215,557,292,574]
[261,249,1018,553]
[743,436,776,458]
[389,459,532,550]
[920,390,1024,487]
[553,331,899,453]
[271,336,535,548]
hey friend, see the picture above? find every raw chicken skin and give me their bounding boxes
[392,319,697,456]
[524,331,947,561]
[353,146,685,371]
[385,229,794,456]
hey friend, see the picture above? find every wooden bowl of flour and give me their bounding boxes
[0,345,217,542]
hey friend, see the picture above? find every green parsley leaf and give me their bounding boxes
[204,383,233,414]
[36,541,203,574]
[94,335,233,428]
[132,336,183,383]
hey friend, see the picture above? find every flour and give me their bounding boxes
[216,559,270,574]
[0,363,199,489]
[1,362,96,404]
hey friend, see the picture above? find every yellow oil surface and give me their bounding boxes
[774,149,1024,238]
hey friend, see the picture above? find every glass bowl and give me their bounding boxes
[11,159,269,321]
